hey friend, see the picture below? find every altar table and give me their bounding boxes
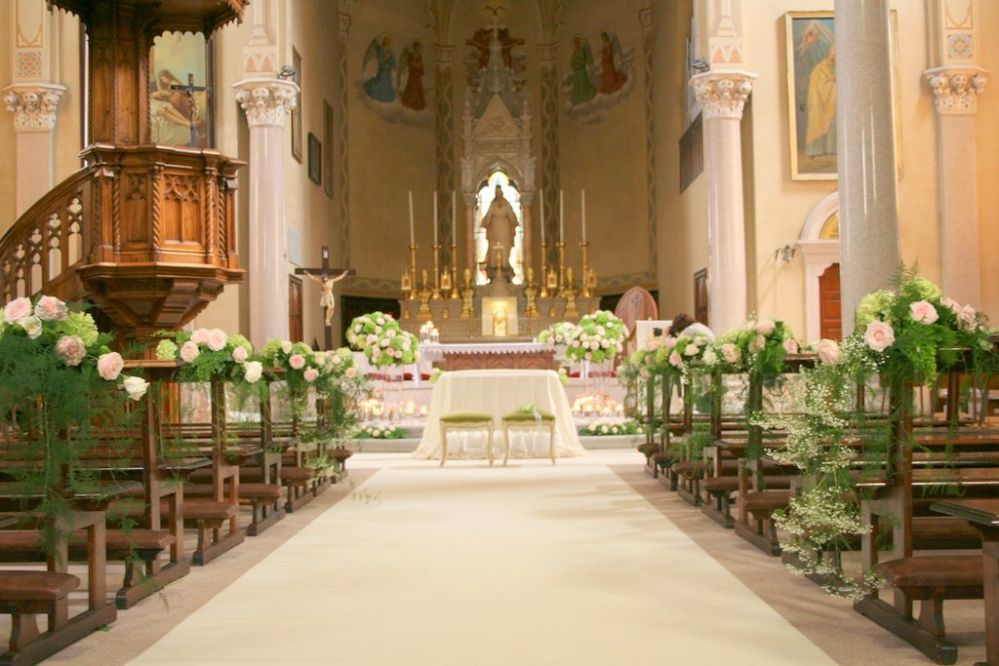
[419,341,555,371]
[413,369,585,460]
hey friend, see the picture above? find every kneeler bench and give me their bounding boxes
[0,571,79,665]
[183,482,285,536]
[119,497,241,566]
[192,466,313,515]
[733,490,792,556]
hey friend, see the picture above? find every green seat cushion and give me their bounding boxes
[502,411,555,422]
[441,412,493,424]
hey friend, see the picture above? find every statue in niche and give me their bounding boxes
[481,184,519,280]
[568,36,597,106]
[398,41,426,111]
[562,29,635,124]
[363,35,396,103]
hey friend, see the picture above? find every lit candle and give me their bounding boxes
[581,189,587,243]
[408,191,415,246]
[559,189,565,243]
[433,191,438,246]
[451,190,457,246]
[540,194,545,245]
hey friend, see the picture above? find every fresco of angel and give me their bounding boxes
[568,35,597,106]
[562,29,635,123]
[397,40,426,112]
[597,31,628,95]
[362,34,396,104]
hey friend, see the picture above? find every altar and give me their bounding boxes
[420,340,555,370]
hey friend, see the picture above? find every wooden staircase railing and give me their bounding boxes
[0,144,244,340]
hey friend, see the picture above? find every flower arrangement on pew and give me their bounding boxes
[347,312,420,368]
[155,328,260,386]
[564,310,626,364]
[0,296,146,539]
[726,318,798,386]
[755,271,999,599]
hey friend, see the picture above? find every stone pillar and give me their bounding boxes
[464,192,477,276]
[3,83,65,216]
[538,42,560,269]
[434,43,456,267]
[835,0,901,331]
[233,78,299,347]
[520,191,534,278]
[925,67,987,306]
[690,70,755,333]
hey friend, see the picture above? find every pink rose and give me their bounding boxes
[4,297,31,323]
[590,341,600,350]
[232,346,248,363]
[665,336,677,349]
[97,352,124,381]
[345,367,357,378]
[669,351,682,367]
[756,320,776,336]
[941,297,961,314]
[817,339,841,365]
[56,335,87,367]
[180,340,200,363]
[909,300,939,325]
[721,343,740,364]
[191,328,210,344]
[957,305,977,333]
[783,339,799,355]
[750,335,766,352]
[304,368,319,383]
[34,296,67,322]
[864,321,895,352]
[206,328,228,352]
[584,352,593,360]
[683,343,699,356]
[289,353,306,369]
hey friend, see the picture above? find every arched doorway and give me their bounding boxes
[797,191,841,340]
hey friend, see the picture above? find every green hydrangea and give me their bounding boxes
[229,334,253,353]
[908,276,942,302]
[55,311,99,346]
[155,339,178,360]
[854,289,895,329]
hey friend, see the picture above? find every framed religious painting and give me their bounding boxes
[783,12,902,180]
[291,48,303,162]
[308,133,322,185]
[149,32,214,148]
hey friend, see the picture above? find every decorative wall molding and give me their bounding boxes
[337,10,352,267]
[435,42,456,262]
[3,83,66,132]
[639,0,657,280]
[924,65,988,115]
[538,43,559,267]
[232,78,299,127]
[689,70,755,120]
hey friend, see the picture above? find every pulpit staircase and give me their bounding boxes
[0,0,247,341]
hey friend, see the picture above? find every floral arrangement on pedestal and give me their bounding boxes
[536,321,580,352]
[564,311,626,364]
[756,271,999,599]
[0,296,148,538]
[155,328,260,386]
[347,312,419,368]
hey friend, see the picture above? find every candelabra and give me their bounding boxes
[524,268,539,318]
[419,269,431,315]
[431,244,442,300]
[563,266,579,317]
[460,268,475,319]
[539,239,549,298]
[439,268,451,319]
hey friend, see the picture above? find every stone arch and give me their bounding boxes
[797,191,840,341]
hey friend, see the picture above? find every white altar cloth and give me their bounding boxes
[413,369,585,460]
[418,341,555,362]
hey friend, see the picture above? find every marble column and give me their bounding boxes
[520,191,533,279]
[3,83,66,216]
[835,0,901,331]
[233,78,299,347]
[925,66,988,306]
[690,70,755,333]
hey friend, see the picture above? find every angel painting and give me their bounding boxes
[398,41,426,112]
[562,29,635,123]
[363,35,396,104]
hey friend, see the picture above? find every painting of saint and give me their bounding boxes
[562,29,634,124]
[363,35,396,104]
[568,36,597,106]
[786,15,837,178]
[149,32,211,148]
[398,41,426,112]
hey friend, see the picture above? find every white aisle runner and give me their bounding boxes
[131,453,834,665]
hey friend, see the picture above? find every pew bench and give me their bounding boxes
[0,571,79,666]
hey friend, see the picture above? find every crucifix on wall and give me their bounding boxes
[169,73,208,146]
[294,245,355,349]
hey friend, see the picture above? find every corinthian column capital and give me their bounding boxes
[233,78,300,128]
[690,70,756,120]
[924,65,989,115]
[3,83,67,132]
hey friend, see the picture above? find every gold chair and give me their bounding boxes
[439,412,495,466]
[501,410,557,466]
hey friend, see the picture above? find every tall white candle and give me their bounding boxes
[451,190,457,246]
[581,189,587,242]
[408,191,415,246]
[433,190,438,246]
[559,189,565,243]
[540,194,545,245]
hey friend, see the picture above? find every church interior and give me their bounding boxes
[0,0,998,664]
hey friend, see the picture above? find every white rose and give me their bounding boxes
[281,340,293,354]
[191,328,210,344]
[121,375,150,401]
[180,340,200,363]
[18,316,42,339]
[3,297,32,323]
[232,346,248,364]
[206,328,228,352]
[243,361,263,384]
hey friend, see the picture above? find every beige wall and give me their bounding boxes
[977,0,999,320]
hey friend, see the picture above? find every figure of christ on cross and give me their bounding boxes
[169,73,207,147]
[294,246,355,349]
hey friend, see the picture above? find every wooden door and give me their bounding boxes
[693,269,709,326]
[289,276,304,343]
[819,263,842,340]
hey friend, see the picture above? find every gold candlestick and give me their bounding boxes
[431,243,442,300]
[419,269,431,315]
[460,268,474,319]
[539,239,549,298]
[408,244,418,300]
[449,243,460,299]
[580,240,592,298]
[563,266,579,317]
[524,268,539,318]
[557,241,566,297]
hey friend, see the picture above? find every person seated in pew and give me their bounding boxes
[668,312,715,341]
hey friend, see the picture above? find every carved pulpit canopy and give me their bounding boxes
[49,0,247,37]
